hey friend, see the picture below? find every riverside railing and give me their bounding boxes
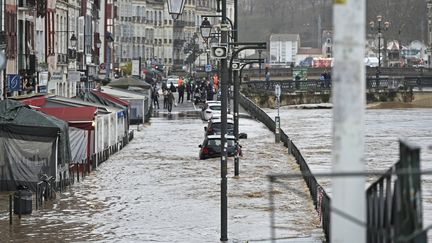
[239,93,429,243]
[239,93,331,242]
[244,76,432,93]
[366,140,427,243]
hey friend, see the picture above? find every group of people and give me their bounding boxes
[150,74,220,113]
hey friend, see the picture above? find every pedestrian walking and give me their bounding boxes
[265,67,270,90]
[151,85,160,109]
[169,82,176,92]
[163,89,168,109]
[178,83,185,104]
[167,90,175,113]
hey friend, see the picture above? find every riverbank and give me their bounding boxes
[285,102,432,109]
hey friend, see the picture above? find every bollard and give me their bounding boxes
[275,116,281,143]
[9,194,12,225]
[287,138,292,155]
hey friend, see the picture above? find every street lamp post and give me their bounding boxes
[166,0,186,20]
[200,18,212,80]
[369,15,390,82]
[106,32,114,80]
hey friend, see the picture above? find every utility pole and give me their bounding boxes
[428,0,432,68]
[220,0,228,241]
[332,1,366,243]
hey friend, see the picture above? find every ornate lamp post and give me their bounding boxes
[369,15,390,80]
[166,0,186,20]
[200,18,212,79]
[105,32,114,79]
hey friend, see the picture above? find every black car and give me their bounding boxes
[198,135,242,160]
[204,118,234,136]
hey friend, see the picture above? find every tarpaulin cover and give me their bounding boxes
[69,127,88,163]
[0,100,71,191]
[37,106,96,130]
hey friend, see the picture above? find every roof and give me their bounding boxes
[270,34,300,42]
[37,107,97,123]
[100,86,148,99]
[91,90,130,107]
[298,48,322,55]
[15,95,47,107]
[109,76,152,89]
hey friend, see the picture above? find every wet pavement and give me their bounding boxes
[0,99,324,242]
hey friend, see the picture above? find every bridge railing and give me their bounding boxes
[239,93,331,242]
[244,76,432,93]
[242,67,432,78]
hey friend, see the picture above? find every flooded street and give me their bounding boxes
[264,107,432,239]
[0,111,324,242]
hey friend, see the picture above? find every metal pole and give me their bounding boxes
[9,194,12,225]
[233,0,239,176]
[332,1,366,243]
[220,0,228,240]
[377,22,381,80]
[106,45,110,80]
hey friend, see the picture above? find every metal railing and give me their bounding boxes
[239,92,429,242]
[366,140,427,243]
[242,67,432,78]
[244,77,432,93]
[239,93,331,242]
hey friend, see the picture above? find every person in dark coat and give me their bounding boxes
[178,83,185,104]
[170,82,176,92]
[207,82,214,100]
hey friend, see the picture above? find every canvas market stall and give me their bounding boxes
[0,100,71,191]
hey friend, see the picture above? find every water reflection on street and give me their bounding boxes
[0,112,324,242]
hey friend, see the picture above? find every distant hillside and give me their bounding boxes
[238,0,428,47]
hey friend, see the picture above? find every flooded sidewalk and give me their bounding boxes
[0,113,324,242]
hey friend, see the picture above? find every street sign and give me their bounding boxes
[8,75,21,92]
[205,64,212,72]
[232,62,240,70]
[211,46,227,59]
[275,84,281,98]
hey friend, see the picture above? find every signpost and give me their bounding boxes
[275,84,281,143]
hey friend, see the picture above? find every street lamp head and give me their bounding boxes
[384,21,390,30]
[70,34,77,48]
[369,21,375,30]
[200,17,213,40]
[166,0,186,20]
[377,15,382,22]
[96,37,102,49]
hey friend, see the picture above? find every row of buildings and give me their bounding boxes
[0,0,235,99]
[268,31,430,68]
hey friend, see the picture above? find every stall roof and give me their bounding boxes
[100,86,148,100]
[37,107,97,123]
[15,94,47,107]
[37,106,97,130]
[91,90,130,107]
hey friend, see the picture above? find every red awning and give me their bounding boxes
[37,106,97,130]
[18,95,46,107]
[91,90,130,107]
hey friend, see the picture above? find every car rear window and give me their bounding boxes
[209,105,221,111]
